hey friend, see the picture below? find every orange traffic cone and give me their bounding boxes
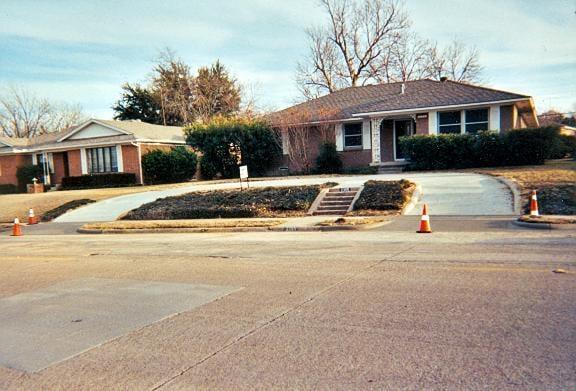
[28,209,38,225]
[11,218,22,237]
[417,204,432,233]
[530,190,540,217]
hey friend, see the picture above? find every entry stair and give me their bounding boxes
[312,187,361,216]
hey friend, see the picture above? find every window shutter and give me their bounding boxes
[362,120,371,150]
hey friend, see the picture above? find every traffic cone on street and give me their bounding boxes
[530,190,540,217]
[11,218,22,237]
[28,209,38,225]
[417,204,432,233]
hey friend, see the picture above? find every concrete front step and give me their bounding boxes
[323,195,355,201]
[312,210,347,216]
[317,206,349,212]
[328,187,360,192]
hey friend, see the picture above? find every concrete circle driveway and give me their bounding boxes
[54,172,515,223]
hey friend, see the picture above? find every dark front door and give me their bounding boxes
[394,120,413,160]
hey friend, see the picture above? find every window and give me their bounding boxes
[343,122,363,148]
[35,154,54,174]
[438,111,461,134]
[465,109,489,133]
[86,147,118,174]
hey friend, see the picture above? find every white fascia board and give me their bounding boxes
[135,138,187,144]
[351,98,529,118]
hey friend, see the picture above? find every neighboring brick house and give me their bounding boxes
[272,79,539,171]
[0,119,186,187]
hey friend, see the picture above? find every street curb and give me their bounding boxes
[77,220,393,234]
[512,220,576,231]
[492,176,522,215]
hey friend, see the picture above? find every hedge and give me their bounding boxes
[61,173,137,190]
[0,184,18,194]
[123,185,321,220]
[142,146,197,184]
[185,117,281,179]
[399,127,563,170]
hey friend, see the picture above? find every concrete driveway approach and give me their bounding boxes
[54,172,514,222]
[0,229,574,389]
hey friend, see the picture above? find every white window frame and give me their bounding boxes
[437,108,491,134]
[464,108,490,133]
[343,122,363,149]
[437,111,462,134]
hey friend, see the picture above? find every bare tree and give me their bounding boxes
[297,0,484,99]
[427,41,483,83]
[0,86,85,138]
[271,107,339,172]
[297,0,409,99]
[151,48,195,126]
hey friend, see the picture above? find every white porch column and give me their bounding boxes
[370,118,384,164]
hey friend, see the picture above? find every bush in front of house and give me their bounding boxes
[315,142,343,174]
[122,185,321,220]
[185,117,281,179]
[400,127,563,170]
[61,173,137,190]
[142,146,197,184]
[0,184,18,194]
[353,180,415,212]
[16,164,44,192]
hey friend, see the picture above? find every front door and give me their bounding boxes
[394,119,413,160]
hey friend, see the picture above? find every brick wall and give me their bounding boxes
[67,149,83,177]
[0,154,32,186]
[415,114,429,135]
[122,144,142,183]
[500,105,514,132]
[339,150,372,167]
[52,152,67,184]
[140,144,176,156]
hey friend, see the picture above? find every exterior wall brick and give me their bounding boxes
[67,149,83,177]
[122,144,142,183]
[415,114,429,135]
[140,144,176,156]
[339,150,372,167]
[0,154,32,186]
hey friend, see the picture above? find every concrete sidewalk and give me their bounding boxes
[53,172,515,223]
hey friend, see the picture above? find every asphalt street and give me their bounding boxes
[0,228,574,389]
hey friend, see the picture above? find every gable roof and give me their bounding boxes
[0,119,185,154]
[272,79,533,122]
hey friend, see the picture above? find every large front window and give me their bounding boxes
[438,111,461,134]
[86,147,118,174]
[465,109,489,133]
[343,122,363,148]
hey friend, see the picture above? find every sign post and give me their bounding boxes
[239,165,249,190]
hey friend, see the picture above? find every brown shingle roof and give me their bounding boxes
[272,79,531,122]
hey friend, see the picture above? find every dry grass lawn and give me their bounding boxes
[0,182,196,223]
[474,160,576,215]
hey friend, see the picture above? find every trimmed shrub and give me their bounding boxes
[185,117,281,179]
[123,185,321,220]
[343,166,379,175]
[315,142,343,174]
[142,146,197,184]
[16,164,44,192]
[61,173,137,190]
[400,127,563,170]
[0,184,18,194]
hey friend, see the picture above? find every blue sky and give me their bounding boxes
[0,0,574,118]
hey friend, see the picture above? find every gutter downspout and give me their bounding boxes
[131,142,144,185]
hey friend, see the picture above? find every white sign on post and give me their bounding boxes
[239,165,248,179]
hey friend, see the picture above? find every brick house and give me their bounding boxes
[273,79,539,171]
[0,119,186,187]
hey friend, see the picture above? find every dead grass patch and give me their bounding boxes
[82,219,285,231]
[316,216,390,227]
[474,160,576,215]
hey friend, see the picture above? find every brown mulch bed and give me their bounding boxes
[348,180,416,216]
